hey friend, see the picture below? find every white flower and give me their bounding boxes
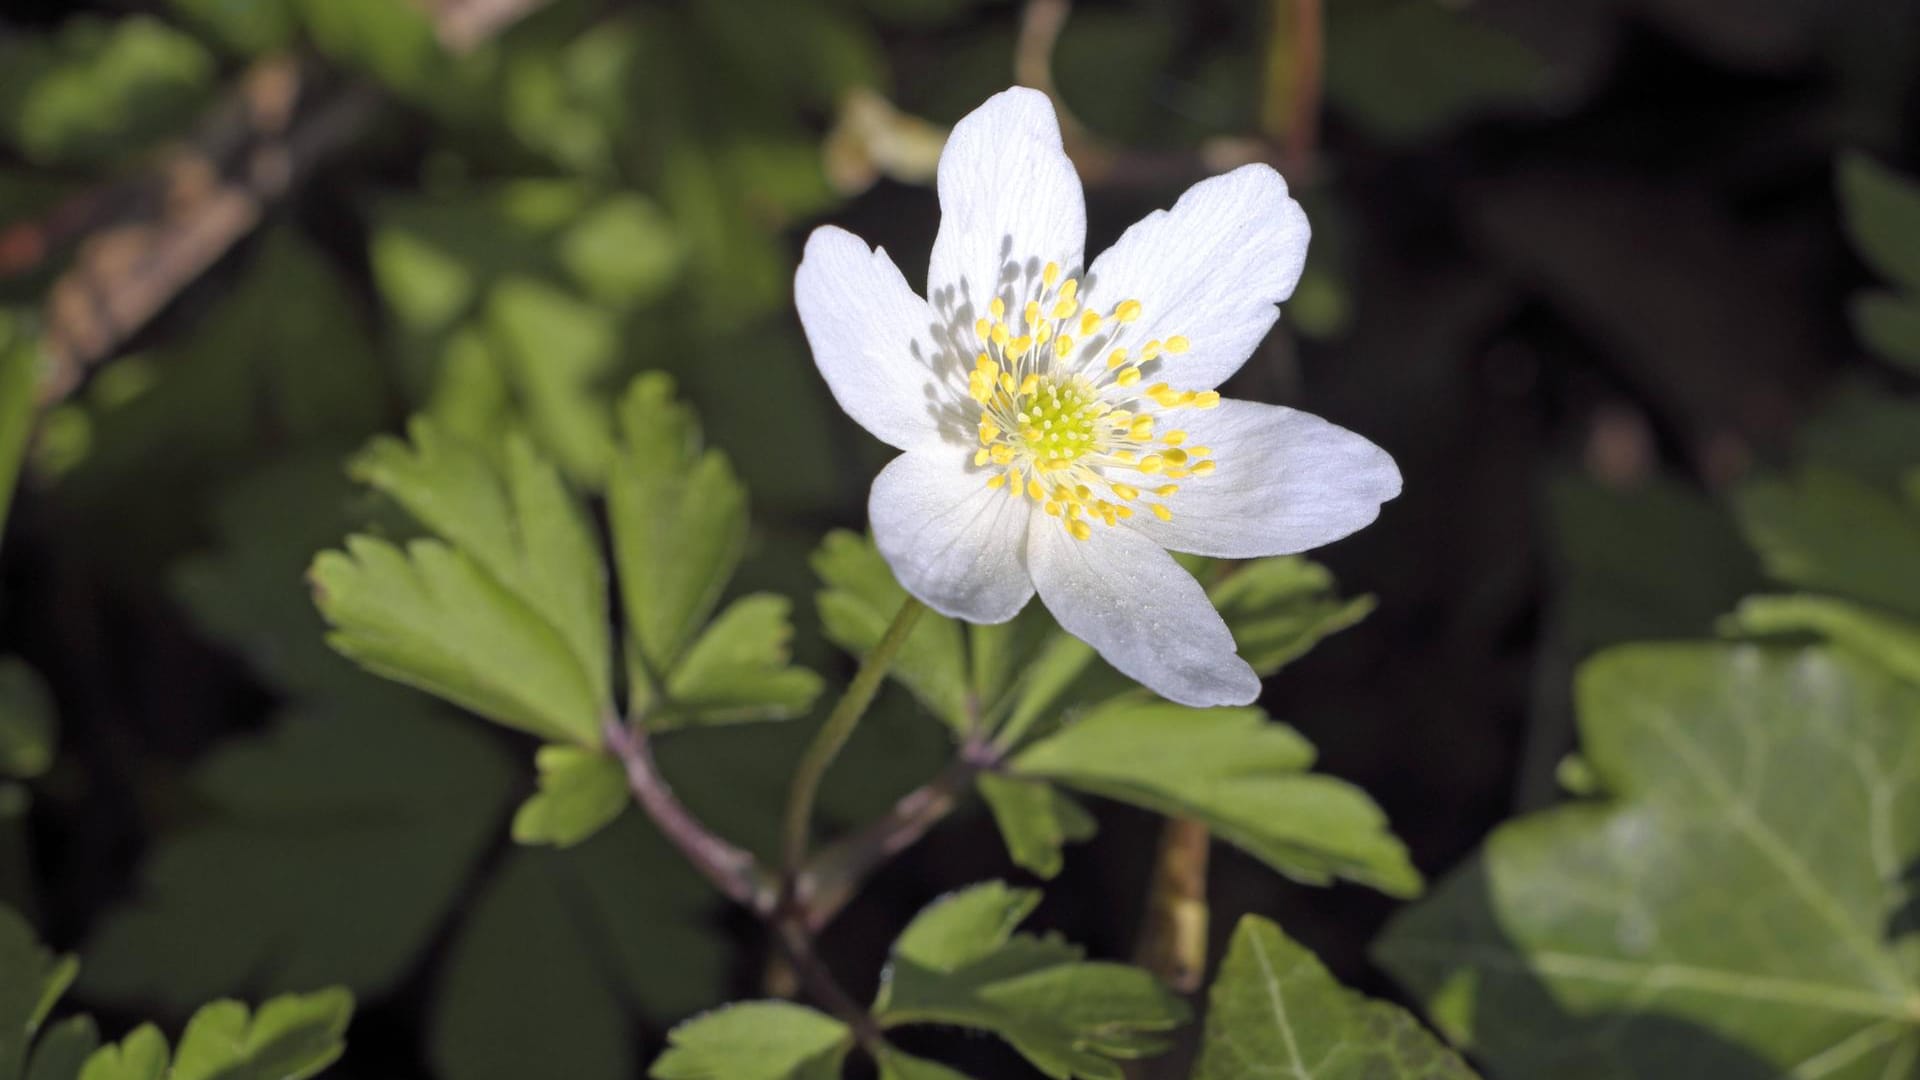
[795,87,1400,708]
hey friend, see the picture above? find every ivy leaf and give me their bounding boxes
[610,375,748,698]
[82,708,515,1008]
[873,883,1188,1080]
[432,816,730,1080]
[350,421,612,706]
[975,773,1096,880]
[1375,644,1920,1079]
[650,1002,851,1080]
[1722,595,1920,686]
[1194,916,1478,1080]
[0,659,55,781]
[311,535,603,746]
[813,531,969,733]
[1010,701,1421,898]
[510,747,629,849]
[1211,557,1375,676]
[659,595,825,728]
[1734,468,1920,620]
[0,905,79,1079]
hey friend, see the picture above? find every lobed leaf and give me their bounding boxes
[511,746,630,849]
[1209,557,1376,676]
[650,1002,850,1080]
[813,531,969,733]
[975,773,1097,880]
[660,595,825,729]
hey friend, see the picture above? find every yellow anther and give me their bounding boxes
[1195,391,1221,409]
[1000,372,1017,393]
[1005,469,1021,490]
[1018,373,1039,395]
[1054,335,1074,357]
[990,297,1006,319]
[1163,448,1189,465]
[975,353,993,372]
[1165,466,1190,480]
[1043,262,1060,287]
[1188,445,1210,457]
[991,445,1015,464]
[1163,430,1187,445]
[1143,340,1163,360]
[1166,335,1190,354]
[1069,519,1092,541]
[1075,484,1092,499]
[968,376,991,404]
[1011,334,1034,356]
[1080,310,1103,335]
[1150,504,1173,522]
[973,448,990,466]
[1027,478,1044,499]
[1129,418,1155,442]
[1106,349,1129,370]
[1053,484,1073,501]
[1115,366,1142,387]
[1113,450,1138,464]
[1050,298,1079,320]
[1154,484,1179,497]
[1037,322,1053,343]
[1059,279,1079,303]
[1191,460,1216,476]
[1044,501,1061,516]
[1065,502,1081,519]
[1114,299,1142,323]
[1116,505,1134,519]
[992,323,1010,347]
[1111,483,1140,500]
[1139,454,1165,474]
[1024,301,1041,328]
[987,474,1007,489]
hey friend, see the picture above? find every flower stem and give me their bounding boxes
[604,715,773,910]
[782,596,925,873]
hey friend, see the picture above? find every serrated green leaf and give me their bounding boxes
[168,988,352,1080]
[1376,644,1920,1079]
[1195,916,1478,1080]
[83,708,514,1008]
[0,16,213,167]
[650,1002,851,1080]
[1851,292,1920,372]
[1722,594,1920,686]
[0,658,55,781]
[77,1026,167,1080]
[813,531,968,732]
[1,905,79,1079]
[349,421,611,710]
[1012,701,1421,897]
[660,595,824,728]
[432,816,730,1080]
[610,375,749,701]
[975,773,1096,880]
[1210,557,1374,676]
[874,883,1188,1080]
[1839,153,1920,291]
[1734,468,1920,620]
[511,746,629,849]
[312,536,603,745]
[26,1016,99,1080]
[484,279,622,486]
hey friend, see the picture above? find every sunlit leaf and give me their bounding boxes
[1012,700,1421,897]
[660,595,824,728]
[1195,916,1478,1080]
[164,988,353,1080]
[510,746,629,849]
[651,1002,851,1080]
[25,1016,98,1080]
[1376,644,1920,1079]
[1722,594,1920,686]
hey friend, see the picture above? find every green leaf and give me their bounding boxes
[650,1002,851,1080]
[0,905,79,1079]
[484,279,622,486]
[83,708,515,1007]
[1195,916,1478,1080]
[610,375,749,697]
[1734,468,1920,620]
[874,883,1188,1080]
[1721,594,1920,686]
[0,16,213,166]
[0,658,55,781]
[167,988,352,1080]
[559,195,686,310]
[431,816,730,1080]
[1850,292,1920,372]
[0,317,36,546]
[1839,153,1920,291]
[813,531,969,732]
[511,746,629,849]
[1210,557,1375,676]
[26,1016,99,1080]
[975,773,1096,880]
[875,1051,971,1079]
[1012,700,1421,897]
[77,1027,167,1080]
[311,536,604,745]
[660,595,825,728]
[350,421,612,708]
[1376,643,1920,1079]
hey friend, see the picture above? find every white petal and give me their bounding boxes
[871,450,1035,624]
[1125,399,1400,558]
[1027,517,1259,707]
[1081,164,1309,390]
[796,226,951,452]
[927,88,1086,318]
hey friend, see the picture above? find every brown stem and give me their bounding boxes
[773,913,884,1046]
[1261,0,1325,176]
[602,716,774,912]
[1133,817,1212,992]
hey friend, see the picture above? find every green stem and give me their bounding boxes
[782,596,924,872]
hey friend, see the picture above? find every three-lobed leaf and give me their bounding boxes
[1376,643,1920,1079]
[1195,916,1478,1080]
